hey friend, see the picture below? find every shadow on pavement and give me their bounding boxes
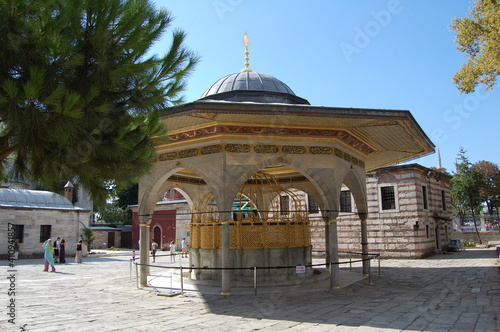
[146,247,500,330]
[424,248,499,260]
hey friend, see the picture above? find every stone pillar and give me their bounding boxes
[359,213,369,276]
[220,212,231,295]
[326,210,340,290]
[329,218,340,289]
[323,216,330,267]
[139,216,151,287]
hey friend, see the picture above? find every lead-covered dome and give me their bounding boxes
[200,71,309,105]
[0,189,75,209]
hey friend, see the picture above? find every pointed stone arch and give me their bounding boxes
[341,168,368,215]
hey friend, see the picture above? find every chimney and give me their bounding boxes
[64,181,74,204]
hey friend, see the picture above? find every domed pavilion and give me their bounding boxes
[137,34,434,294]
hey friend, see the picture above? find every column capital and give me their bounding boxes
[323,211,339,221]
[358,212,368,222]
[138,214,153,225]
[218,211,232,222]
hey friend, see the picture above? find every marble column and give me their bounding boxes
[359,212,369,276]
[323,216,330,267]
[139,216,151,287]
[220,212,231,295]
[328,210,340,289]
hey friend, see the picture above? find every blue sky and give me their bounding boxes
[153,0,500,173]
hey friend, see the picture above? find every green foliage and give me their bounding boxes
[96,202,131,225]
[117,183,139,209]
[80,222,96,252]
[451,0,500,93]
[471,160,500,214]
[451,147,484,243]
[0,0,198,205]
[461,238,476,247]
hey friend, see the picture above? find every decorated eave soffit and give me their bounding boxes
[156,102,434,170]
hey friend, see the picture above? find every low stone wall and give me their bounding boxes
[92,229,122,249]
[189,246,313,283]
[453,231,500,245]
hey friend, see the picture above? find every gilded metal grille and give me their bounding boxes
[190,171,312,249]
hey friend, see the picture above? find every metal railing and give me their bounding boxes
[131,251,381,296]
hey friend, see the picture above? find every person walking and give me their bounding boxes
[181,238,188,258]
[75,240,83,264]
[169,241,176,262]
[59,239,66,263]
[151,240,157,263]
[42,239,56,272]
[53,237,61,263]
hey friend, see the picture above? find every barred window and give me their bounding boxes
[307,195,319,214]
[40,225,51,243]
[381,186,395,210]
[422,186,428,210]
[13,224,24,243]
[280,195,290,215]
[340,190,352,212]
[441,190,446,211]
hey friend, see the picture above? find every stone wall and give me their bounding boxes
[310,164,453,258]
[189,246,313,284]
[92,228,122,249]
[453,231,500,245]
[1,207,88,259]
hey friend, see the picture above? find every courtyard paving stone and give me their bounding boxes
[0,248,498,331]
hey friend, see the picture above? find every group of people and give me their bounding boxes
[42,238,84,272]
[145,238,188,263]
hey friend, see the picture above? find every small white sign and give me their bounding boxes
[296,265,306,274]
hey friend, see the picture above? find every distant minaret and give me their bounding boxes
[437,145,442,170]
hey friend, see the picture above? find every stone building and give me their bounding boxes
[0,188,90,259]
[136,34,434,293]
[90,226,123,250]
[137,163,452,260]
[310,164,453,258]
[130,190,190,251]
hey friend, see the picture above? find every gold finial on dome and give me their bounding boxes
[241,32,252,72]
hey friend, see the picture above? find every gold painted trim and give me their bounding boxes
[163,124,375,156]
[330,219,338,223]
[140,284,148,287]
[361,221,367,224]
[155,143,365,169]
[139,223,150,227]
[220,221,230,225]
[363,274,369,277]
[331,286,341,289]
[221,292,232,296]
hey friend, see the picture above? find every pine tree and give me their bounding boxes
[451,147,484,244]
[0,0,197,204]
